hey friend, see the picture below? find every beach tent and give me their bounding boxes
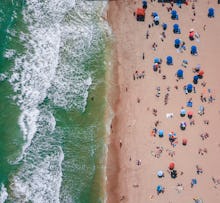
[157,170,164,178]
[158,130,164,137]
[173,24,180,33]
[166,56,173,65]
[171,10,178,20]
[180,122,186,130]
[177,69,183,78]
[162,23,167,30]
[142,0,147,9]
[187,83,193,92]
[174,38,181,48]
[136,8,145,21]
[191,45,198,55]
[208,8,214,17]
[154,16,160,25]
[193,75,199,84]
[180,108,186,116]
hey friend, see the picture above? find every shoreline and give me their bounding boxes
[106,0,220,203]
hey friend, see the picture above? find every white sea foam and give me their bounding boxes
[11,147,64,203]
[4,49,16,58]
[0,184,8,203]
[8,0,108,202]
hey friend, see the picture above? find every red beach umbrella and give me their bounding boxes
[182,138,188,145]
[169,162,175,170]
[188,111,193,116]
[198,70,204,76]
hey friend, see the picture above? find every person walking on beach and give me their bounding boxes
[142,52,145,60]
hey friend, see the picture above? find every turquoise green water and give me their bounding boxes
[0,1,110,202]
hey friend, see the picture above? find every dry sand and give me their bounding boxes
[106,0,220,203]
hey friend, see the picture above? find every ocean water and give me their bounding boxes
[0,0,111,202]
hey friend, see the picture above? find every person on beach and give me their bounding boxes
[142,52,145,60]
[146,30,149,39]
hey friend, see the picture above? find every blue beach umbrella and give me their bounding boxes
[142,0,147,9]
[173,24,180,33]
[187,83,193,92]
[193,75,199,84]
[191,45,197,55]
[177,69,183,78]
[158,130,164,137]
[152,12,158,17]
[154,57,160,63]
[162,23,167,30]
[171,10,178,19]
[166,56,173,65]
[157,185,164,193]
[208,8,214,17]
[174,38,181,48]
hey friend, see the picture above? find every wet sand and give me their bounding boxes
[106,0,220,202]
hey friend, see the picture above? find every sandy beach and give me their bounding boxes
[106,0,220,202]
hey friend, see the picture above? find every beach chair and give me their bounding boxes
[182,60,188,68]
[198,106,204,115]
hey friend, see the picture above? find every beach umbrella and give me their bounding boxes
[152,12,158,17]
[162,23,167,30]
[166,56,173,65]
[193,75,199,84]
[171,10,178,19]
[191,45,198,55]
[173,24,180,33]
[182,138,187,145]
[171,170,177,179]
[157,185,163,193]
[142,0,147,9]
[195,64,201,72]
[177,69,183,78]
[174,38,181,48]
[169,162,175,170]
[180,109,186,116]
[188,110,193,118]
[187,83,193,92]
[189,31,195,40]
[198,70,204,78]
[180,122,186,130]
[158,130,164,137]
[154,16,159,21]
[154,57,160,64]
[208,8,214,17]
[157,170,164,178]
